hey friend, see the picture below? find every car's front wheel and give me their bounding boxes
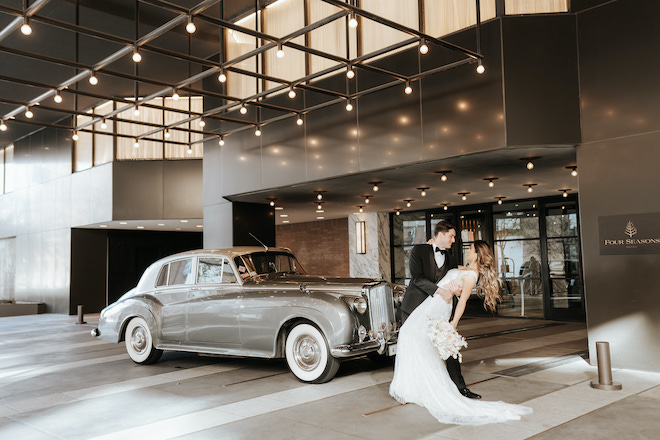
[124,317,162,364]
[285,323,339,383]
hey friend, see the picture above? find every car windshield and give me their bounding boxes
[235,252,306,279]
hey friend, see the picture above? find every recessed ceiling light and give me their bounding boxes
[180,220,188,223]
[137,226,144,229]
[157,223,165,226]
[282,220,289,223]
[100,225,107,228]
[196,225,203,228]
[280,214,288,217]
[119,222,127,225]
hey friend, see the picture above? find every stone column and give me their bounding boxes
[348,212,391,281]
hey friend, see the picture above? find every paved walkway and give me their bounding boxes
[1,314,659,439]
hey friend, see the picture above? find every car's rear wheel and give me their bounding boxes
[124,317,162,364]
[285,323,339,383]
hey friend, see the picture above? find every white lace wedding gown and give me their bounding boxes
[390,268,532,425]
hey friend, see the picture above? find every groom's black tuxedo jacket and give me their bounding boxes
[400,243,458,316]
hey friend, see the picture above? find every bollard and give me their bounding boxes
[590,341,622,390]
[76,304,87,325]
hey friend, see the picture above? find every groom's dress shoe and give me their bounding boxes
[460,388,481,399]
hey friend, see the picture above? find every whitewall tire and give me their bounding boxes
[285,323,340,383]
[124,317,163,364]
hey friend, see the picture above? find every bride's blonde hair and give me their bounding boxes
[473,240,501,312]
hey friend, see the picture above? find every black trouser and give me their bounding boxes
[401,309,466,390]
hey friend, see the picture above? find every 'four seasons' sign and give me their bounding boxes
[599,213,660,255]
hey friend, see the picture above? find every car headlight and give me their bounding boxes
[354,297,368,314]
[343,296,368,314]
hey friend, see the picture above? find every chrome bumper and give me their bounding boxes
[331,335,398,358]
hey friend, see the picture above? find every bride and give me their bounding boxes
[390,240,532,425]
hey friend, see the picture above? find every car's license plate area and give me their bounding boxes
[387,343,397,356]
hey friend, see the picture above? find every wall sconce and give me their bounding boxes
[355,221,366,254]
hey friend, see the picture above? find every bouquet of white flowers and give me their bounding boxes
[427,317,468,362]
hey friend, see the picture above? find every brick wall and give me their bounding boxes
[276,218,349,277]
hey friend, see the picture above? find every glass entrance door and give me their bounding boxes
[543,201,584,321]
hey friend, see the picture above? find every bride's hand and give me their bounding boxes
[435,287,453,303]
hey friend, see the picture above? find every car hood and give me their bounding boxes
[246,274,383,293]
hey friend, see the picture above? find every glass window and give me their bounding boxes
[226,11,260,100]
[309,0,355,77]
[237,252,305,278]
[505,0,569,15]
[168,259,194,285]
[3,145,13,193]
[156,264,169,287]
[197,257,237,284]
[94,101,114,165]
[425,0,496,38]
[392,211,427,284]
[546,202,578,238]
[493,201,543,318]
[263,0,305,91]
[74,115,93,172]
[361,0,419,58]
[0,147,4,194]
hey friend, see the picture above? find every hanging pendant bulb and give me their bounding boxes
[348,12,358,28]
[20,17,32,35]
[0,120,7,131]
[89,73,98,85]
[276,43,285,58]
[100,119,107,129]
[172,90,180,100]
[218,70,227,83]
[25,108,33,118]
[72,131,79,141]
[185,15,196,34]
[346,65,355,79]
[218,136,224,146]
[476,61,485,74]
[132,47,142,63]
[404,81,413,95]
[164,129,170,138]
[54,92,63,103]
[419,39,429,54]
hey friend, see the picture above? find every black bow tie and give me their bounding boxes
[435,248,447,255]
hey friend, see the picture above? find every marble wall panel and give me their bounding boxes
[349,212,391,281]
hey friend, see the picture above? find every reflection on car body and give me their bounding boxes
[92,247,403,383]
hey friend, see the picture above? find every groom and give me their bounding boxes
[400,220,481,399]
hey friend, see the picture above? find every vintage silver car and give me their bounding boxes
[92,247,403,383]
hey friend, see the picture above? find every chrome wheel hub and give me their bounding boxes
[294,335,320,371]
[131,327,147,353]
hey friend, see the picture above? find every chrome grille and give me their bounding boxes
[366,282,396,340]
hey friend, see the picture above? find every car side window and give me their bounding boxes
[156,264,169,287]
[222,259,237,283]
[197,257,237,284]
[168,259,193,285]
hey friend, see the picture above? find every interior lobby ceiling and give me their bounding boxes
[0,0,579,229]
